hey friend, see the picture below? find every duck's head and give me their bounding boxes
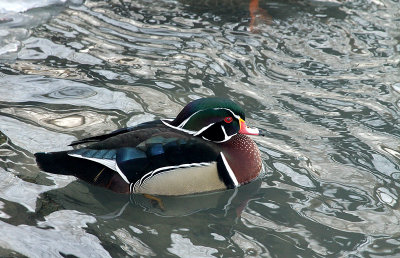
[164,97,262,142]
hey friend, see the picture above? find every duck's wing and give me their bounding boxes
[68,133,237,195]
[69,120,165,146]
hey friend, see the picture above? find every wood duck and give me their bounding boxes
[35,97,263,196]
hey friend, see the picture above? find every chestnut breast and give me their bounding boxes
[220,134,262,185]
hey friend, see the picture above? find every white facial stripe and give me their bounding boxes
[202,136,211,141]
[163,107,243,138]
[221,125,228,138]
[217,125,234,143]
[161,120,196,134]
[178,107,241,128]
[194,122,215,136]
[177,109,202,128]
[198,124,234,142]
[220,152,239,187]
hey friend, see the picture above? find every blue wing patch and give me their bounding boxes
[147,143,164,156]
[69,148,116,160]
[116,147,149,182]
[116,147,146,162]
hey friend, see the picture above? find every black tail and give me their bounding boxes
[35,151,107,178]
[35,151,111,182]
[34,151,129,192]
[35,151,75,175]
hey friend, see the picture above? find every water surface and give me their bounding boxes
[0,0,400,256]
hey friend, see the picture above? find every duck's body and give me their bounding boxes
[35,98,263,195]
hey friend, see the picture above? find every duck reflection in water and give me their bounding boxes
[38,177,262,223]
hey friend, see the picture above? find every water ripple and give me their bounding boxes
[0,0,400,256]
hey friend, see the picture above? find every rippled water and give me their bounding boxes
[0,0,400,256]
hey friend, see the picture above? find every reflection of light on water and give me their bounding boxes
[168,233,218,258]
[18,37,103,65]
[0,0,399,256]
[0,75,141,113]
[376,187,398,207]
[47,115,85,128]
[45,86,97,99]
[303,207,400,234]
[0,168,73,211]
[0,210,110,257]
[231,231,268,257]
[10,62,91,80]
[0,201,10,219]
[381,146,400,161]
[0,107,119,136]
[0,0,66,13]
[109,84,182,117]
[273,162,315,188]
[0,116,76,153]
[114,228,155,256]
[0,0,84,59]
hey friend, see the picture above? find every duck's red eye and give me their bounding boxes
[224,116,233,123]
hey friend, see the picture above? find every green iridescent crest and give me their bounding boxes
[170,98,245,142]
[171,97,245,126]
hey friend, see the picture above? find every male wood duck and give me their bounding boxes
[35,97,263,195]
